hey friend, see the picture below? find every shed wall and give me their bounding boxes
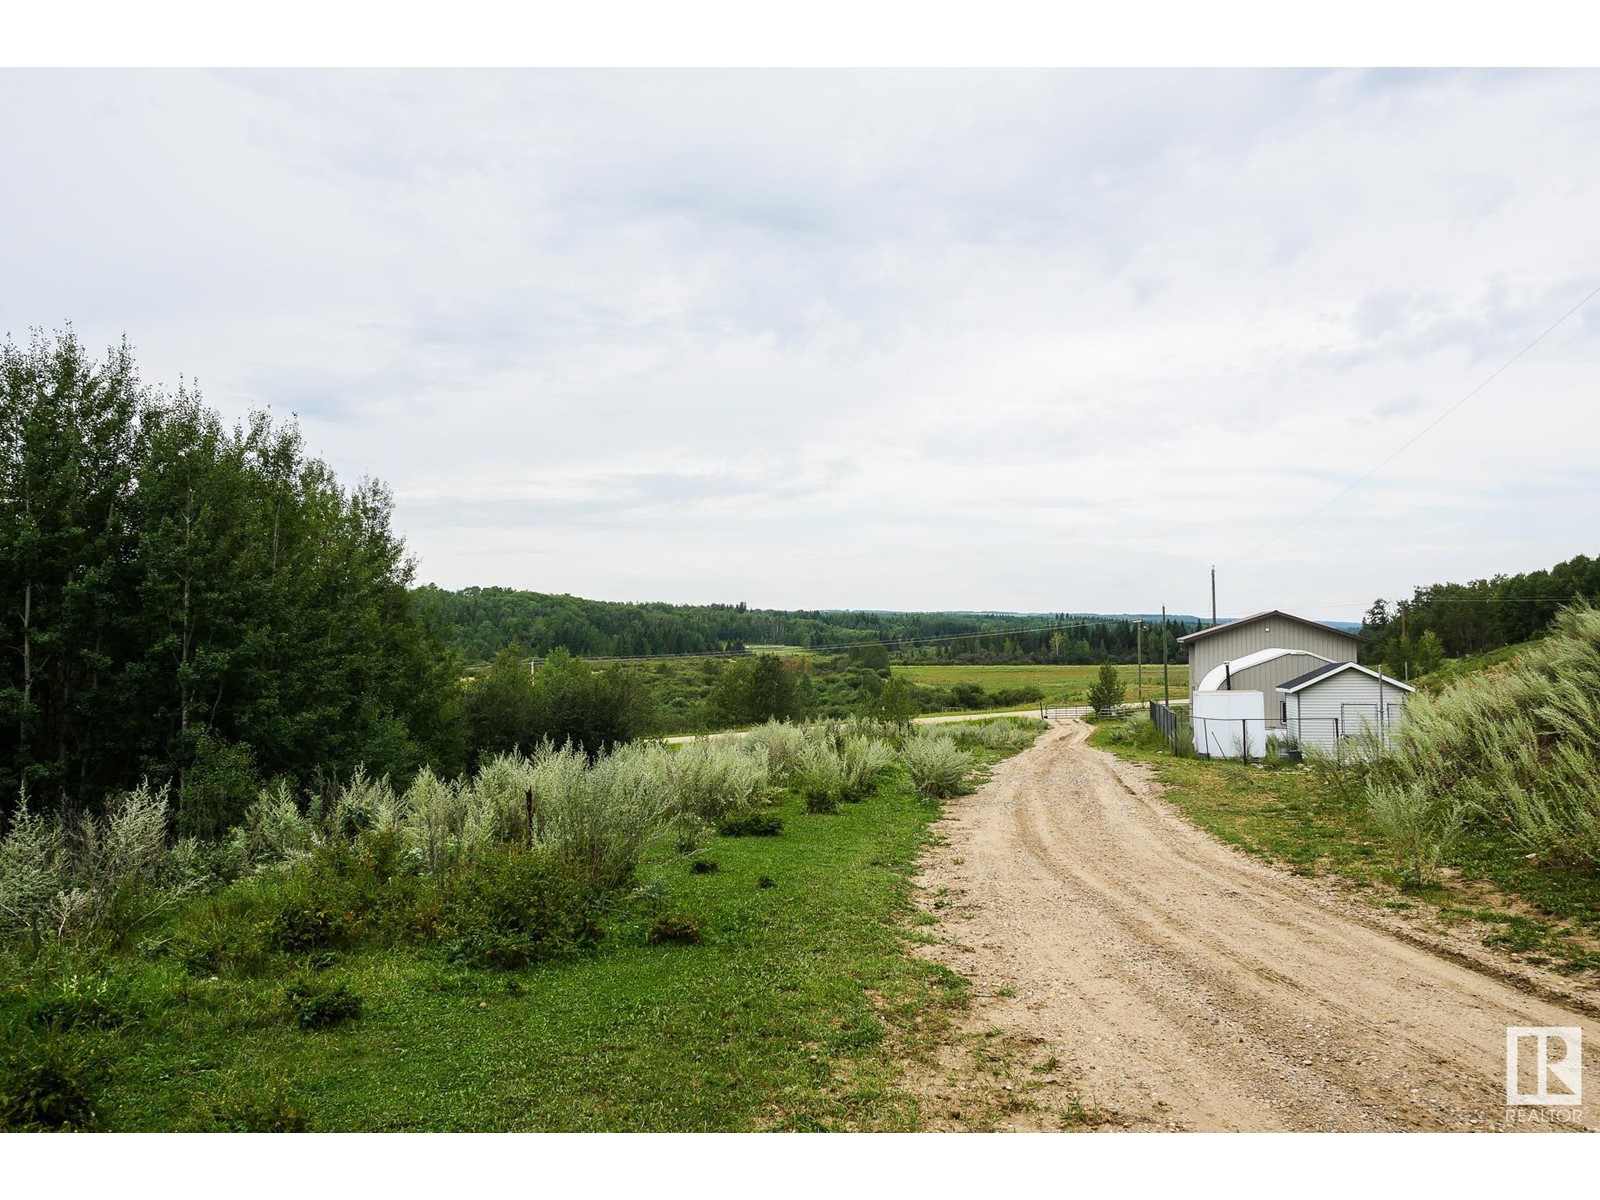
[1286,671,1409,753]
[1186,616,1358,704]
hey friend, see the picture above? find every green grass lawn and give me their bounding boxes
[1089,720,1600,977]
[895,662,1187,707]
[4,746,1042,1132]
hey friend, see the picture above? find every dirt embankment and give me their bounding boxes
[908,722,1596,1132]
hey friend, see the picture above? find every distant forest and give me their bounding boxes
[1361,551,1600,664]
[414,586,1200,667]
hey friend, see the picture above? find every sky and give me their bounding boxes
[2,68,1598,622]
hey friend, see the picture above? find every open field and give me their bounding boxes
[894,662,1188,707]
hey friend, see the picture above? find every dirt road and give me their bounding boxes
[909,722,1597,1131]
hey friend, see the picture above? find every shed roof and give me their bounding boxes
[1276,661,1415,694]
[1177,610,1367,646]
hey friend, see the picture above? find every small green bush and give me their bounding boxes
[438,850,603,970]
[716,810,784,837]
[26,973,141,1031]
[0,1030,103,1131]
[283,978,364,1029]
[648,915,702,945]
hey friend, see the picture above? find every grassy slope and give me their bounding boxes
[1089,722,1600,976]
[895,663,1188,707]
[11,751,1043,1132]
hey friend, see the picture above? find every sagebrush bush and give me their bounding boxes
[900,733,975,800]
[662,739,772,825]
[745,720,809,783]
[837,736,897,802]
[0,783,190,944]
[795,740,845,812]
[947,717,1048,754]
[1367,603,1600,871]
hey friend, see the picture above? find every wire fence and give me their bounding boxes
[1147,701,1397,762]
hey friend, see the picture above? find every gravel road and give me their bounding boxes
[909,721,1596,1131]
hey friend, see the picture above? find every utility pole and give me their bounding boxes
[1211,567,1217,628]
[1136,619,1144,702]
[1161,606,1170,704]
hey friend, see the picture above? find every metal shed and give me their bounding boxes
[1179,611,1363,710]
[1277,661,1414,754]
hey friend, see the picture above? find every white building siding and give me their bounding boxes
[1284,670,1409,754]
[1184,615,1359,705]
[1220,652,1335,723]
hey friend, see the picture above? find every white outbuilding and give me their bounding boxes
[1277,661,1415,754]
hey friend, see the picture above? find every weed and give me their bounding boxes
[283,977,364,1029]
[717,810,784,837]
[190,1070,309,1131]
[647,915,702,946]
[0,1029,103,1131]
[689,860,719,875]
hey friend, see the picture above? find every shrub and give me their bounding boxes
[948,717,1047,754]
[717,810,784,837]
[233,780,316,870]
[26,973,141,1031]
[0,1030,103,1131]
[663,739,772,825]
[1367,778,1467,889]
[540,742,665,892]
[648,915,702,945]
[0,803,66,947]
[283,977,364,1029]
[745,720,809,783]
[900,733,975,800]
[178,732,261,840]
[1371,603,1600,870]
[689,859,719,875]
[795,740,845,812]
[837,735,897,802]
[438,850,603,970]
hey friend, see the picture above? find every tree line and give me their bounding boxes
[1360,551,1600,671]
[0,330,462,829]
[420,586,1197,667]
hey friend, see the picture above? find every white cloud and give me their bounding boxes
[3,68,1598,618]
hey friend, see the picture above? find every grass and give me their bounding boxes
[1088,720,1600,976]
[894,663,1188,707]
[3,733,1036,1132]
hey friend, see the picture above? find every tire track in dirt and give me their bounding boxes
[907,722,1597,1131]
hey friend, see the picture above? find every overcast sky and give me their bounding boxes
[3,69,1597,620]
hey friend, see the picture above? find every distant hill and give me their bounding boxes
[414,586,1203,666]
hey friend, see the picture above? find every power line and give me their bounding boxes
[1230,279,1600,567]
